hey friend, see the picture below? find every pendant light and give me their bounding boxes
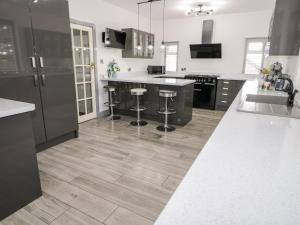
[161,0,166,49]
[137,3,142,51]
[148,2,153,50]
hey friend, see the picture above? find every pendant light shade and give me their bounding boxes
[161,0,166,49]
[137,3,142,51]
[148,2,153,50]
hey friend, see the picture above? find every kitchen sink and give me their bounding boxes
[245,94,288,105]
[238,94,300,119]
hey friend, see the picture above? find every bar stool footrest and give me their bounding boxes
[104,102,117,107]
[130,106,147,112]
[158,110,176,115]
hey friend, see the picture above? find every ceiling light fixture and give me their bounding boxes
[186,4,213,16]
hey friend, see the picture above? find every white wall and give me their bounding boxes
[155,10,273,74]
[68,0,160,113]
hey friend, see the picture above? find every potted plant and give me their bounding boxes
[107,60,120,78]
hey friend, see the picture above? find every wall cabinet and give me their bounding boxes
[269,0,300,56]
[215,79,245,111]
[122,28,155,59]
[0,0,78,151]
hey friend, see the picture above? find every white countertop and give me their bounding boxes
[101,72,195,86]
[0,98,35,118]
[154,80,300,225]
[101,72,257,85]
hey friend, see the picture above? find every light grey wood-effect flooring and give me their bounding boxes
[0,109,224,225]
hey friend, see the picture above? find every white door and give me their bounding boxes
[71,24,97,123]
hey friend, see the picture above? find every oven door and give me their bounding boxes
[193,82,217,109]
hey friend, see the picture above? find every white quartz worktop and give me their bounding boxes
[101,72,257,85]
[101,72,195,86]
[154,79,300,225]
[0,98,35,118]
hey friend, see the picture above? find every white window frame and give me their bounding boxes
[243,38,269,75]
[164,42,179,72]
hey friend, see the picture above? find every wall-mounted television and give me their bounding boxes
[102,28,126,49]
[190,44,222,59]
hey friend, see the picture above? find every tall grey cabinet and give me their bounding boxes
[0,0,78,151]
[269,0,300,56]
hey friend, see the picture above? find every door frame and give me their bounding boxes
[70,19,99,122]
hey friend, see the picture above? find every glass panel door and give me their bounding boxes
[71,24,97,123]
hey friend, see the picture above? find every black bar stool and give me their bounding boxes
[157,90,177,132]
[104,85,120,120]
[130,88,147,126]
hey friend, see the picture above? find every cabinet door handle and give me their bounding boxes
[30,57,36,68]
[33,74,38,87]
[41,74,46,86]
[204,83,216,86]
[222,93,229,96]
[221,100,228,103]
[39,57,44,68]
[223,81,230,84]
[223,87,229,90]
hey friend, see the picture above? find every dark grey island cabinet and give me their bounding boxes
[0,100,42,221]
[0,0,78,152]
[109,81,194,126]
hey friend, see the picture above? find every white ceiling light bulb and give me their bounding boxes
[137,44,142,50]
[148,44,153,50]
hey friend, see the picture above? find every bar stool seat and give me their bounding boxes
[157,90,177,132]
[130,88,147,126]
[104,85,120,120]
[131,88,147,96]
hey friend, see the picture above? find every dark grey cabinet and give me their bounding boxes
[215,79,245,111]
[269,0,300,56]
[0,112,42,221]
[0,0,78,150]
[122,28,155,59]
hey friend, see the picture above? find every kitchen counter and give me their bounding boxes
[101,72,195,86]
[0,98,35,118]
[154,79,300,225]
[101,72,257,83]
[0,98,41,220]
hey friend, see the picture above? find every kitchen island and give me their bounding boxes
[102,73,195,125]
[0,98,42,220]
[154,79,300,225]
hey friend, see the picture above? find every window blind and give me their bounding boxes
[244,38,269,75]
[165,43,178,72]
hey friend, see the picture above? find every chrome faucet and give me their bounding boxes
[285,78,298,106]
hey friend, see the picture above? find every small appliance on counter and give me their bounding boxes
[147,65,166,75]
[265,62,283,84]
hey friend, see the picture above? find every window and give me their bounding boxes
[243,38,270,75]
[165,42,179,72]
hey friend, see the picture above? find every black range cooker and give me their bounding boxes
[185,74,220,110]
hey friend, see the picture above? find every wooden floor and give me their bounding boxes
[0,109,224,225]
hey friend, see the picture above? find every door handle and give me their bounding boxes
[39,57,44,68]
[30,56,36,68]
[33,74,38,86]
[204,83,216,86]
[41,74,46,86]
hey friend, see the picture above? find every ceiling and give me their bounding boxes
[102,0,276,20]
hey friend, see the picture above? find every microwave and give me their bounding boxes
[147,66,166,75]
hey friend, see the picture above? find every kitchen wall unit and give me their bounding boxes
[122,28,155,59]
[0,0,78,151]
[215,79,245,111]
[269,0,300,56]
